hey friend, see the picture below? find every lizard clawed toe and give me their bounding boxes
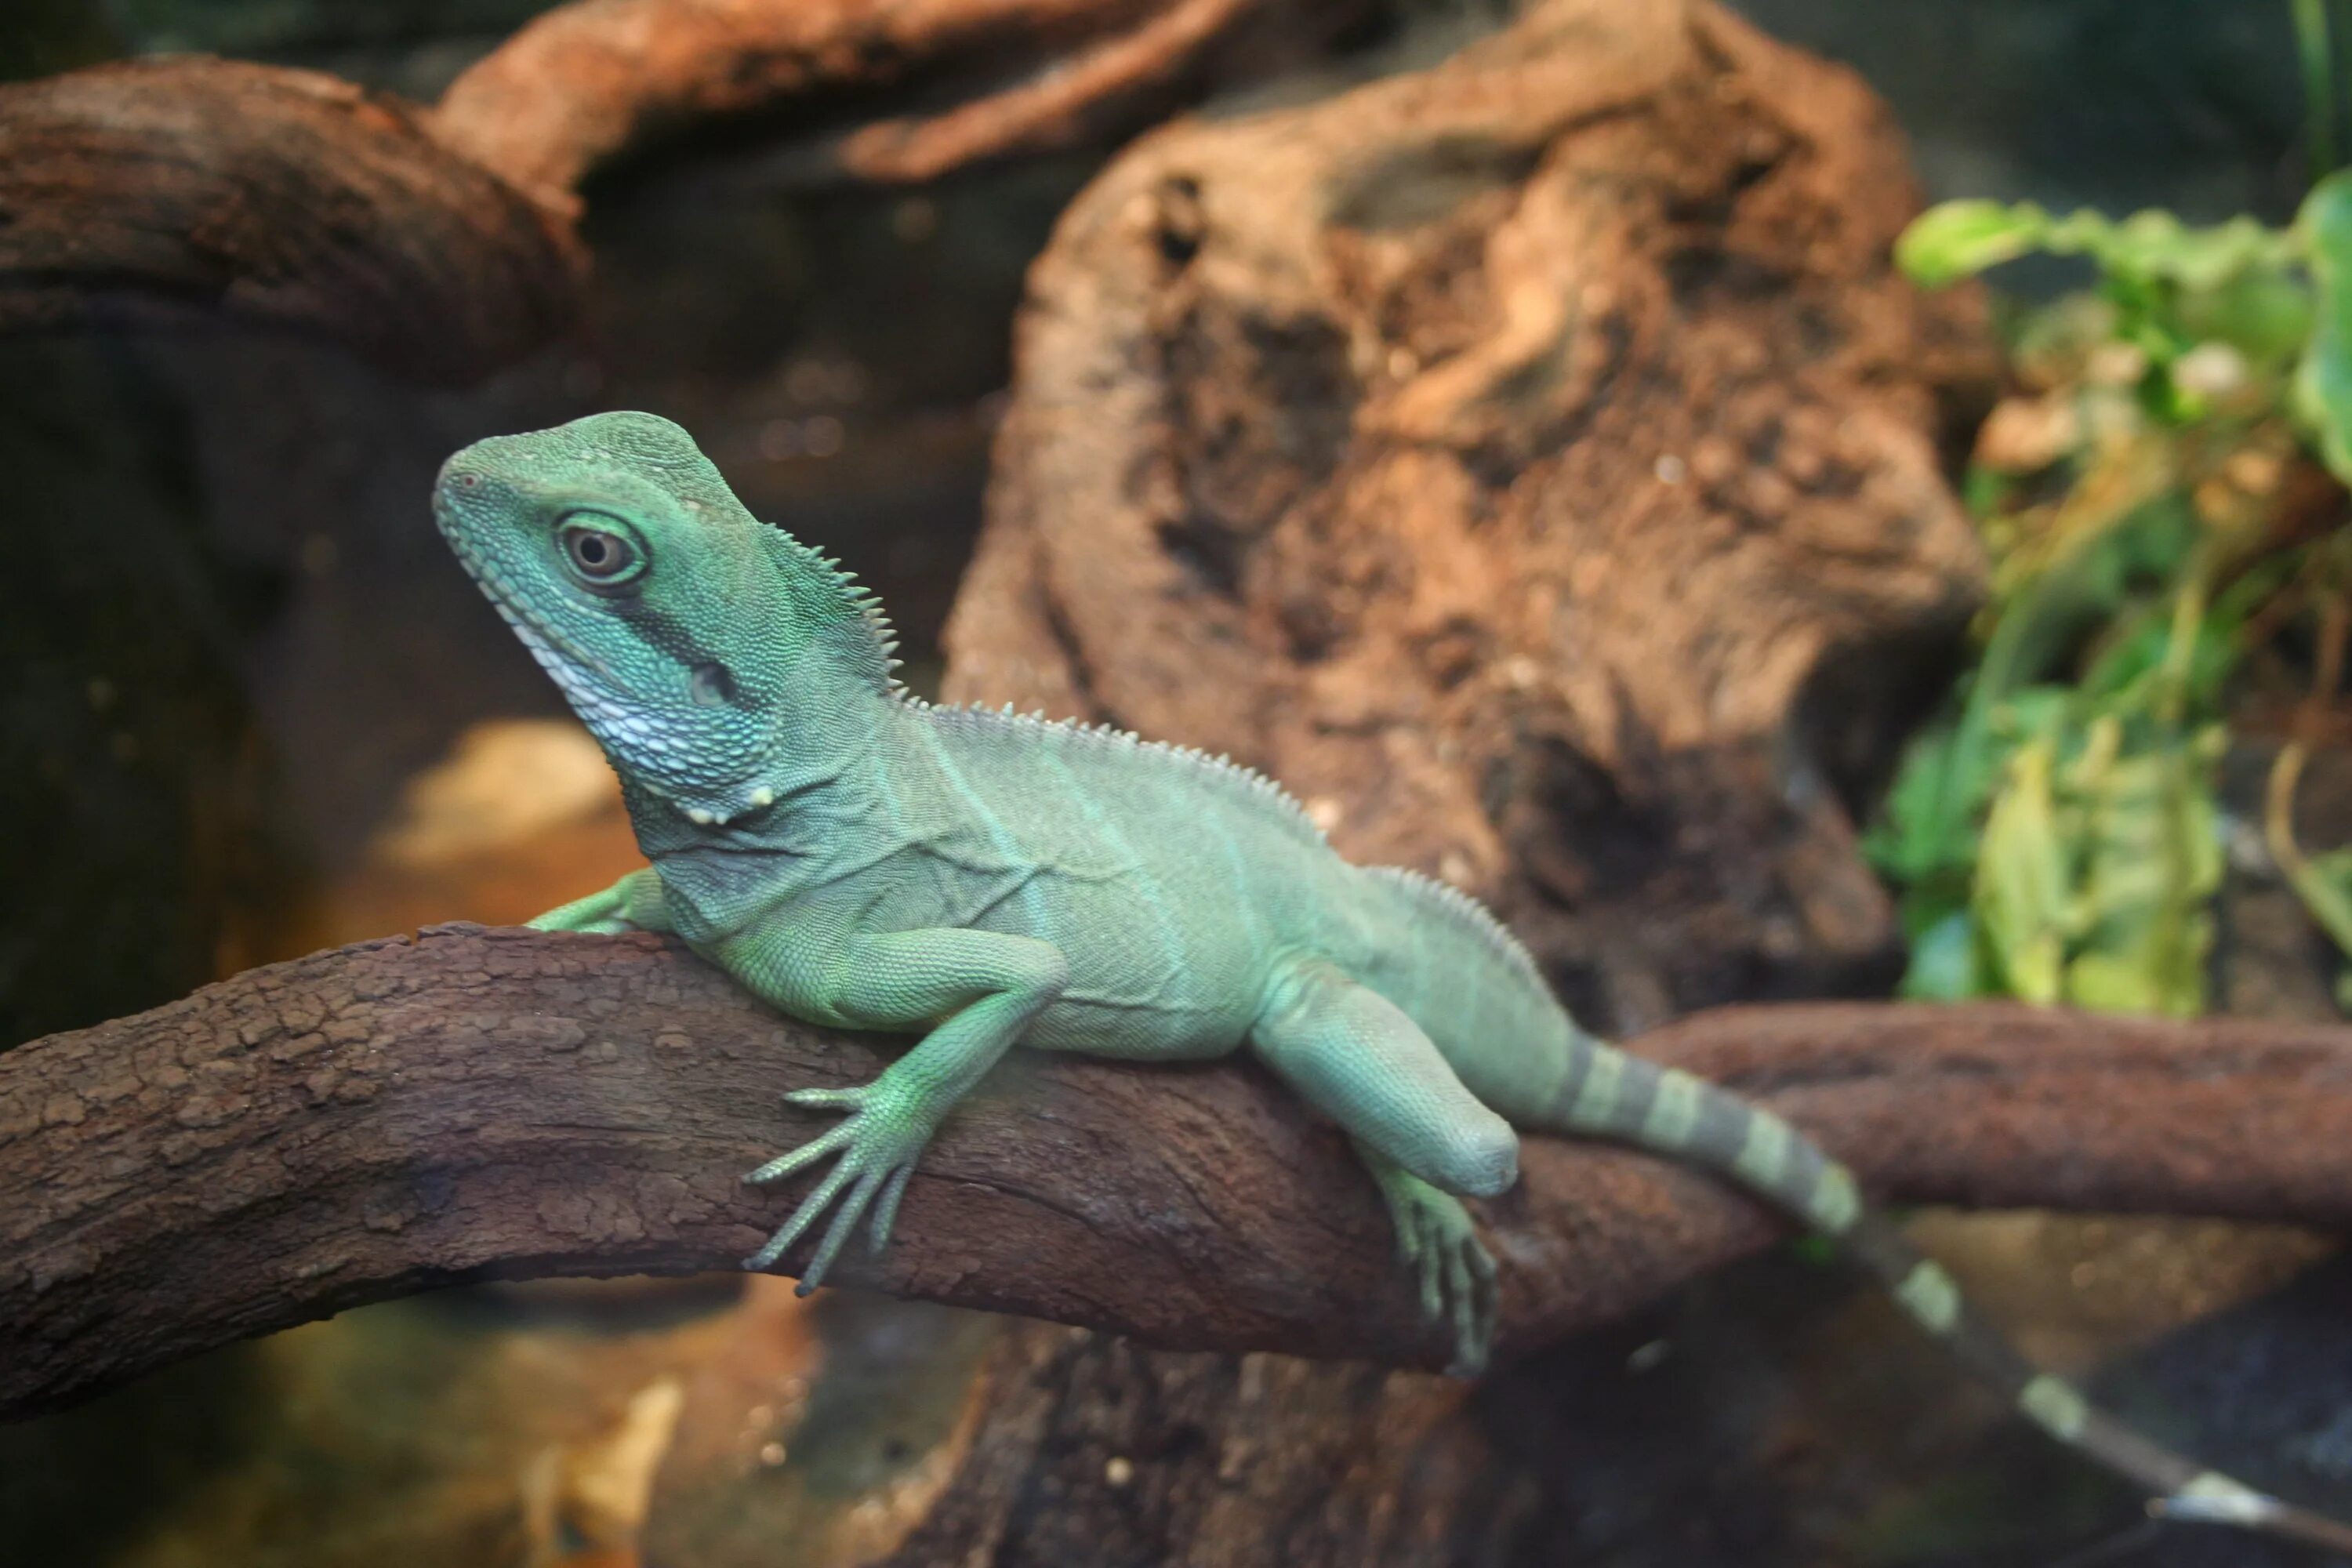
[742,1076,938,1289]
[1368,1160,1497,1377]
[1443,1232,1498,1377]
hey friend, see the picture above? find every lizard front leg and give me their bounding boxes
[528,868,672,935]
[733,926,1069,1291]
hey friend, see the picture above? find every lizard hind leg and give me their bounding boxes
[1249,955,1519,1373]
[1360,1145,1499,1374]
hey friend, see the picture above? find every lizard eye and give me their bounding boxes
[556,515,646,587]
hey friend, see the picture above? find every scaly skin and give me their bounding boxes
[433,412,2352,1552]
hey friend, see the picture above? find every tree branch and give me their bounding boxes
[828,0,1268,185]
[5,921,2349,1422]
[0,59,584,385]
[430,0,1327,208]
[0,0,1365,379]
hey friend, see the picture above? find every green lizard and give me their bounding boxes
[434,411,2352,1552]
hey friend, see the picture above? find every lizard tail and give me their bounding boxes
[1529,1030,2352,1555]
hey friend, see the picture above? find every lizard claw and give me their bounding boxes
[1370,1165,1498,1377]
[742,1075,937,1291]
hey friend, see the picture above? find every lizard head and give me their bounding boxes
[433,411,899,824]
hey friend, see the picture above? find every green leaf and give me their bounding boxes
[2082,212,2285,293]
[1898,201,2055,288]
[2078,590,2238,719]
[2288,845,2352,963]
[1900,201,2296,296]
[1973,739,2072,1004]
[2064,952,2165,1012]
[2062,739,2220,1018]
[1864,724,1973,886]
[2292,170,2352,482]
[2176,265,2314,363]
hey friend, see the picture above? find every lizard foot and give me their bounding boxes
[1371,1164,1498,1377]
[740,1081,927,1291]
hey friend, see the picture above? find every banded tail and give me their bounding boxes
[1537,1029,2352,1555]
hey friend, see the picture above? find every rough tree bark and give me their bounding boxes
[9,924,2352,1425]
[429,0,1357,206]
[0,0,1367,382]
[0,60,582,387]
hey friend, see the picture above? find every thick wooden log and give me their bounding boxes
[946,0,1997,1033]
[7,920,2352,1426]
[431,0,1359,207]
[0,0,1368,379]
[0,59,583,385]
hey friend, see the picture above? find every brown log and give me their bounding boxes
[945,0,1998,1033]
[833,0,1272,185]
[5,920,2352,1425]
[0,0,1368,379]
[431,0,1349,209]
[0,59,584,385]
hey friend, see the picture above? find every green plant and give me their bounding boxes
[1875,161,2352,1014]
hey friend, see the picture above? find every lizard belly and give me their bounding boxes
[1024,990,1249,1060]
[943,841,1259,1058]
[1007,882,1258,1061]
[743,840,1258,1058]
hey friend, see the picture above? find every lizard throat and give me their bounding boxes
[440,531,776,826]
